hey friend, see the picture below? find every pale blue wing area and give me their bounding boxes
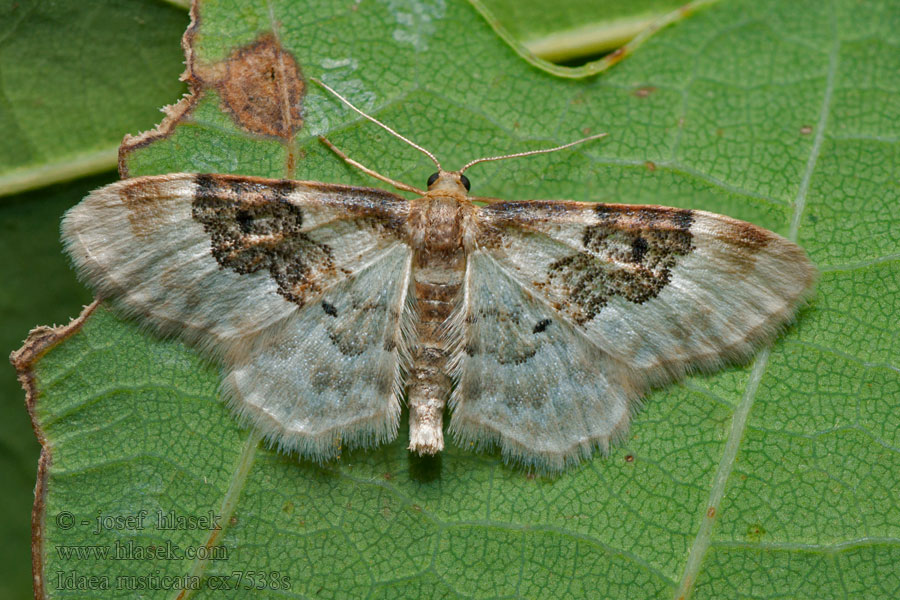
[450,251,633,472]
[225,242,413,460]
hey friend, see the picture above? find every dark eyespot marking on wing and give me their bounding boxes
[630,236,648,262]
[532,319,551,334]
[236,210,254,233]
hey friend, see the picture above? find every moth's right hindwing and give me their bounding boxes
[450,250,633,472]
[62,173,413,459]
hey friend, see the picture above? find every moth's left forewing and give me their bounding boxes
[452,200,816,471]
[591,207,817,379]
[62,174,296,345]
[475,201,816,375]
[63,174,411,346]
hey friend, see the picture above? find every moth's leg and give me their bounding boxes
[318,136,426,196]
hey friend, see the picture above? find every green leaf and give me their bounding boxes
[19,0,900,598]
[0,176,97,600]
[474,0,689,62]
[0,0,188,196]
[470,0,721,78]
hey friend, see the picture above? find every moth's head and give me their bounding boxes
[425,170,471,197]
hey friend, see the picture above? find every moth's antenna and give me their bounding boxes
[318,136,426,195]
[312,78,442,170]
[458,133,608,174]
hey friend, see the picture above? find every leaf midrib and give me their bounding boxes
[170,429,263,600]
[673,4,840,596]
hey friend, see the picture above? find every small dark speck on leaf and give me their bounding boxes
[645,161,656,172]
[746,523,766,541]
[624,454,634,463]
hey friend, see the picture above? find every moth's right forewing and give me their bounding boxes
[62,173,415,461]
[473,201,816,379]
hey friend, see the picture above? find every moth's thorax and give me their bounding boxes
[407,194,473,259]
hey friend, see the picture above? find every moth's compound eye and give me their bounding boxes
[427,172,440,187]
[460,174,471,191]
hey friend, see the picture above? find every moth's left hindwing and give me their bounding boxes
[62,173,412,459]
[452,201,816,471]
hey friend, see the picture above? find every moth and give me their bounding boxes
[62,80,816,472]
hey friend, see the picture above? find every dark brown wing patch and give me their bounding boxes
[479,201,696,325]
[543,205,694,323]
[191,174,406,308]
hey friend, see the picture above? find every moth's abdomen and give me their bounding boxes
[406,196,468,454]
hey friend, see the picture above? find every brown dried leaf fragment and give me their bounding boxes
[212,33,305,139]
[9,300,101,600]
[119,3,306,176]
